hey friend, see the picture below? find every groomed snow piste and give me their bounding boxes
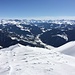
[0,41,75,75]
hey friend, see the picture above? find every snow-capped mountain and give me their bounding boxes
[0,41,75,75]
[0,19,75,48]
[1,19,75,24]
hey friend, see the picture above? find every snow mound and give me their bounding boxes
[56,41,75,56]
[0,43,75,75]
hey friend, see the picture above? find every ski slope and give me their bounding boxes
[0,42,75,75]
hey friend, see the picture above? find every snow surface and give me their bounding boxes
[56,41,75,56]
[56,34,68,41]
[0,42,75,75]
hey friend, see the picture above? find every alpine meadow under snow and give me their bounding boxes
[0,41,75,75]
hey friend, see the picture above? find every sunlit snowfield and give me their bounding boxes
[0,41,75,75]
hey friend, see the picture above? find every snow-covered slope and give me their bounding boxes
[56,41,75,56]
[0,42,75,75]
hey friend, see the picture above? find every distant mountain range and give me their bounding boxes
[0,19,75,48]
[1,19,75,24]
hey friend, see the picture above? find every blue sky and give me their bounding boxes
[0,0,75,19]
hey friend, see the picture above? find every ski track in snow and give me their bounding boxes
[0,42,75,75]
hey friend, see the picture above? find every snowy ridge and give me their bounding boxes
[56,41,75,56]
[0,42,75,75]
